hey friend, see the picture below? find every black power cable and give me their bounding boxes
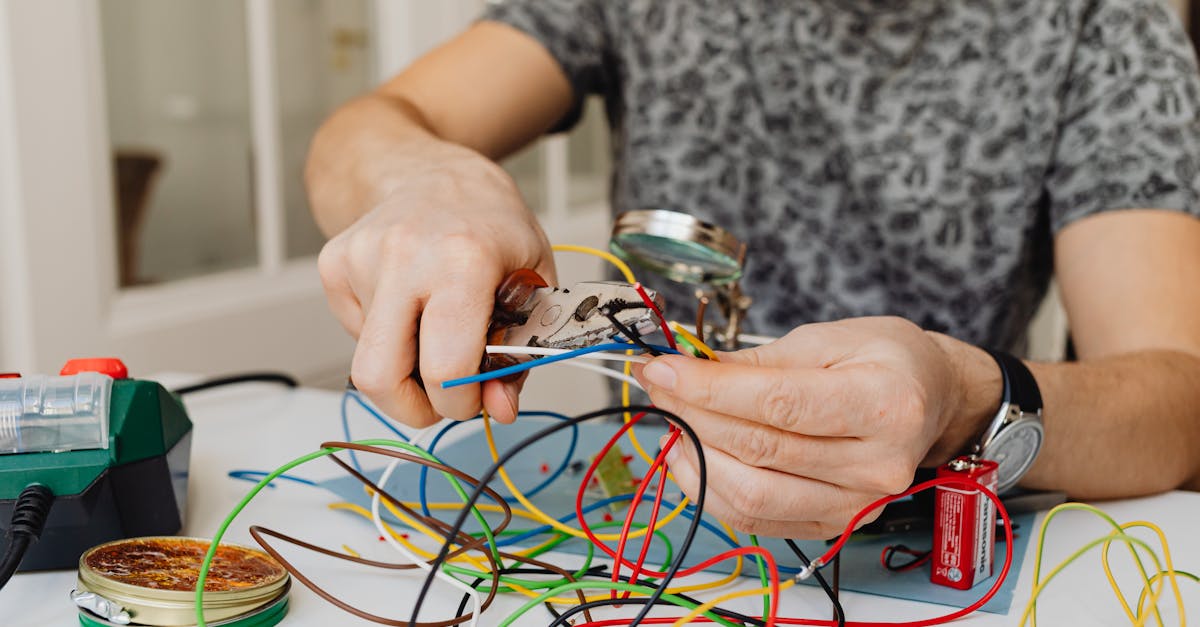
[0,484,54,590]
[172,372,299,396]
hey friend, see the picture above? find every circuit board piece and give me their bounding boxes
[591,443,635,512]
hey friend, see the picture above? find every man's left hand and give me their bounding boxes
[634,316,995,539]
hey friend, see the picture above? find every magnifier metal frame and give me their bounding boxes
[609,210,752,350]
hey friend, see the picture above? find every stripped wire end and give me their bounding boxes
[794,559,823,582]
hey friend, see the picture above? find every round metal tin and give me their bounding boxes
[77,537,289,627]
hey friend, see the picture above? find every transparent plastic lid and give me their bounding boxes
[0,373,112,454]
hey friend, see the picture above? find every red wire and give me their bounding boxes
[572,476,1014,627]
[609,428,677,597]
[576,546,784,627]
[620,428,680,598]
[634,282,678,351]
[576,417,779,582]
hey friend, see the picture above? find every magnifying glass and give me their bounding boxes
[610,210,745,286]
[609,210,751,349]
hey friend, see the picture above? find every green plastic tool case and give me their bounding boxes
[0,360,192,571]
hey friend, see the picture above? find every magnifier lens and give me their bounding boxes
[611,232,742,285]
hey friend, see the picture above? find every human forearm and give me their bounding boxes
[932,334,1200,499]
[305,94,505,236]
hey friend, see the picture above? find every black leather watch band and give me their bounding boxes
[983,348,1042,413]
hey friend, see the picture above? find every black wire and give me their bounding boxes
[545,572,769,627]
[408,405,706,627]
[455,566,608,618]
[172,372,299,395]
[605,311,662,356]
[0,484,54,590]
[784,539,845,627]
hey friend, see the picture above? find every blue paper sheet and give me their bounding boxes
[316,418,1032,614]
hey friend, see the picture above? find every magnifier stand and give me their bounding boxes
[696,282,752,351]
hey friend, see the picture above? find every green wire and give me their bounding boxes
[496,580,745,627]
[749,535,769,619]
[1029,503,1166,627]
[1020,533,1164,627]
[445,520,677,595]
[1137,570,1200,620]
[195,439,501,627]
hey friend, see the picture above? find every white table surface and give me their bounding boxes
[4,383,1197,626]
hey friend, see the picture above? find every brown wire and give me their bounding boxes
[694,291,710,345]
[246,443,593,625]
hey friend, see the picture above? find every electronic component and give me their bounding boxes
[0,360,192,573]
[931,457,999,590]
[590,443,635,512]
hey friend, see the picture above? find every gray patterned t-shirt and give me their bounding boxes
[483,0,1200,348]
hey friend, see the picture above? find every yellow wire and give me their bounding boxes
[342,544,360,558]
[1020,532,1166,627]
[1116,521,1185,625]
[482,411,691,541]
[328,501,491,571]
[671,322,719,362]
[672,580,796,626]
[1138,570,1200,621]
[332,499,743,604]
[1027,503,1179,627]
[551,244,637,283]
[550,243,659,464]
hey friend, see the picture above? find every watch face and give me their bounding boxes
[984,420,1044,494]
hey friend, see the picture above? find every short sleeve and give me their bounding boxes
[1047,0,1200,232]
[480,0,612,133]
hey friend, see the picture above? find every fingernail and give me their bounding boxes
[642,360,677,392]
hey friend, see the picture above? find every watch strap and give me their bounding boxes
[983,348,1042,413]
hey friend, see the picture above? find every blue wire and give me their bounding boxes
[227,469,318,487]
[441,342,678,389]
[341,390,410,472]
[417,411,578,516]
[492,494,737,550]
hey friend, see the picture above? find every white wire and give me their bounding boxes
[484,345,651,364]
[371,458,480,627]
[559,359,644,390]
[672,323,777,346]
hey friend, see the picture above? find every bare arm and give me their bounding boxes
[305,22,576,425]
[307,21,574,235]
[941,210,1200,498]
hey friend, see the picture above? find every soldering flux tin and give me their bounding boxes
[75,536,289,627]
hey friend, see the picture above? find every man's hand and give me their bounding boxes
[634,317,998,539]
[317,145,555,427]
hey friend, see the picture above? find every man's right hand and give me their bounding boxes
[317,145,556,427]
[306,21,576,427]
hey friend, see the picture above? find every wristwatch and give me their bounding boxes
[972,349,1044,494]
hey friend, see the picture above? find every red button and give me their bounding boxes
[0,372,20,379]
[60,358,129,379]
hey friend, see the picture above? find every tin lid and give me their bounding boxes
[78,537,288,627]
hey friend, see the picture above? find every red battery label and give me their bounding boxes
[931,457,999,590]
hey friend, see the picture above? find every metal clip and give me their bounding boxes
[71,589,132,625]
